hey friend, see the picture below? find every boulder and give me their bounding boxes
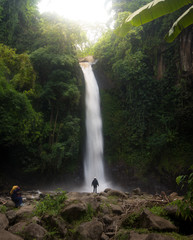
[15,205,35,221]
[23,223,47,240]
[5,200,15,208]
[164,205,178,217]
[76,219,103,240]
[139,209,177,231]
[110,204,124,215]
[102,215,113,224]
[6,210,17,224]
[146,233,175,240]
[61,203,86,222]
[79,195,100,211]
[0,229,24,240]
[42,215,67,237]
[0,213,9,229]
[128,231,147,240]
[106,189,127,199]
[132,188,142,195]
[101,232,109,240]
[8,222,27,235]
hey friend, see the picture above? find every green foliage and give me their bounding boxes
[175,172,193,220]
[0,78,43,147]
[149,206,168,218]
[121,212,141,228]
[0,44,36,91]
[34,189,67,216]
[0,205,7,213]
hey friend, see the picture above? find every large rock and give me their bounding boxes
[146,233,175,240]
[110,204,123,215]
[15,205,35,221]
[61,203,87,222]
[0,229,24,240]
[139,209,177,231]
[106,189,127,199]
[8,222,27,235]
[42,215,67,237]
[128,231,147,240]
[23,223,47,240]
[6,210,17,224]
[5,200,15,208]
[79,56,94,63]
[75,219,103,240]
[0,213,9,229]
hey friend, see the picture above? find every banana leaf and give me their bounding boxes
[165,5,193,42]
[116,0,193,37]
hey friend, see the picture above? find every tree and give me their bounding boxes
[116,0,193,42]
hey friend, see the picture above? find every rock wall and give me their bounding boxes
[156,26,193,80]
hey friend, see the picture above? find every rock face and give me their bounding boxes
[0,213,9,229]
[79,56,95,63]
[0,229,24,240]
[0,189,192,239]
[61,203,87,222]
[23,223,47,240]
[76,219,103,240]
[139,209,177,231]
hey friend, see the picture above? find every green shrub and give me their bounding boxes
[175,173,193,220]
[34,189,67,216]
[0,205,7,213]
[149,206,168,218]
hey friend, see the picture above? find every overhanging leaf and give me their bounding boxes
[165,5,193,42]
[125,0,193,26]
[116,0,193,36]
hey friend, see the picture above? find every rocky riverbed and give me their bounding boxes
[0,188,192,240]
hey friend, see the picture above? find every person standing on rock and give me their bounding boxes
[10,185,23,207]
[91,177,99,193]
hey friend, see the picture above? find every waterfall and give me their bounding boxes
[80,62,107,192]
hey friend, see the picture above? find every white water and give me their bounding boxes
[80,62,108,192]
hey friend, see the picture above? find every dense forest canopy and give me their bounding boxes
[0,0,193,194]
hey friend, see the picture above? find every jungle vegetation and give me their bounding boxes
[0,0,193,190]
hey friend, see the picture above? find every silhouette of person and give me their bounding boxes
[91,177,99,193]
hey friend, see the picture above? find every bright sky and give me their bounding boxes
[38,0,111,24]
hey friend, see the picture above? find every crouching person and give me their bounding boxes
[10,185,23,207]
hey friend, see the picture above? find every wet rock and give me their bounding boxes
[132,187,142,195]
[101,232,109,240]
[6,210,17,224]
[79,56,94,63]
[164,205,178,216]
[168,192,178,202]
[8,221,27,235]
[0,229,24,240]
[110,204,124,215]
[61,203,86,222]
[146,233,175,240]
[139,209,177,231]
[76,219,103,240]
[102,215,113,224]
[106,189,127,199]
[15,205,35,221]
[42,215,67,237]
[5,200,15,208]
[23,223,47,240]
[129,231,147,240]
[0,213,9,229]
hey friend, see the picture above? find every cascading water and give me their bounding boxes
[80,62,108,192]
